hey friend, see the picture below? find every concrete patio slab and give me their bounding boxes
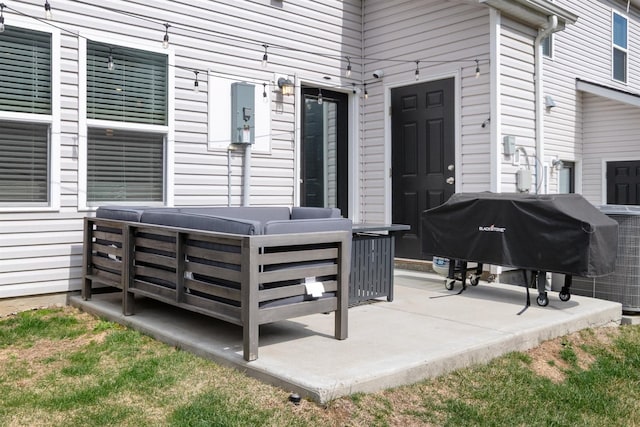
[69,269,622,403]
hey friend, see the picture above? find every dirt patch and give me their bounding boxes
[526,327,619,383]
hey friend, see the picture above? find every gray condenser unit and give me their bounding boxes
[572,205,640,312]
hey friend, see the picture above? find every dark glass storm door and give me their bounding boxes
[300,87,348,215]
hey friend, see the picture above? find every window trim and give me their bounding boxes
[78,31,175,210]
[542,34,553,58]
[558,160,575,194]
[612,10,628,83]
[0,15,60,213]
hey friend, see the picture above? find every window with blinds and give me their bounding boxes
[86,41,168,204]
[87,41,167,125]
[87,128,164,202]
[0,121,49,204]
[0,26,52,115]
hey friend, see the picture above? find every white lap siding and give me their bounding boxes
[0,0,361,299]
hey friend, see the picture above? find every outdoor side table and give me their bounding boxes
[350,223,410,305]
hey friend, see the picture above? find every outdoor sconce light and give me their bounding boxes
[277,77,294,96]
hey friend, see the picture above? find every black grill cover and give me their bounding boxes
[421,193,618,277]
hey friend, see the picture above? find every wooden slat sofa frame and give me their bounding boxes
[82,217,351,361]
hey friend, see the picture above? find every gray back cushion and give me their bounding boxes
[96,206,167,222]
[177,207,291,223]
[140,211,262,235]
[291,207,342,219]
[264,218,352,235]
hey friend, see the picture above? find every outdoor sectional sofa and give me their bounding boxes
[82,206,352,361]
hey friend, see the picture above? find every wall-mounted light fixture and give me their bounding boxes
[545,95,557,109]
[277,77,294,96]
[551,158,563,170]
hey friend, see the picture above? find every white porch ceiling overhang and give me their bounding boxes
[479,0,578,30]
[577,78,640,108]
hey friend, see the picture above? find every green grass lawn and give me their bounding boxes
[1,307,639,426]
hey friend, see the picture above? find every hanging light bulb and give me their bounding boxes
[193,70,199,93]
[0,4,5,33]
[44,0,52,20]
[317,88,323,105]
[364,83,368,100]
[162,23,170,49]
[415,60,420,81]
[345,56,352,78]
[262,82,268,103]
[475,59,480,79]
[107,48,115,71]
[261,44,269,68]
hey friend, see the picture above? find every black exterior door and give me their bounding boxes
[607,160,640,205]
[392,78,455,259]
[301,88,348,215]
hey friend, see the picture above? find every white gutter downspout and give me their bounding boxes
[534,15,558,194]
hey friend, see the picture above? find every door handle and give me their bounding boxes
[446,177,455,185]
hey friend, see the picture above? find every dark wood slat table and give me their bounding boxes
[350,223,410,305]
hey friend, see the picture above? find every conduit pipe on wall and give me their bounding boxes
[534,14,557,194]
[243,143,252,206]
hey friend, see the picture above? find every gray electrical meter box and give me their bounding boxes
[231,82,255,144]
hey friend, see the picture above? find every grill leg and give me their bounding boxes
[535,271,549,306]
[559,275,572,302]
[460,261,468,291]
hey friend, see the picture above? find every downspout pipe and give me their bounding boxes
[534,14,558,194]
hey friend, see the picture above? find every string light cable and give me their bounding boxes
[65,0,489,78]
[2,2,489,91]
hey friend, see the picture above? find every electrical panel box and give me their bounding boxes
[503,135,516,156]
[516,169,532,192]
[231,82,255,144]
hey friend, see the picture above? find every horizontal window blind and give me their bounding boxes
[87,41,167,125]
[0,121,49,204]
[0,27,52,114]
[87,128,164,202]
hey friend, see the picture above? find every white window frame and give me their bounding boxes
[78,31,175,210]
[612,11,628,83]
[0,14,60,213]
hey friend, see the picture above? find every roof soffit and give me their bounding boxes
[478,0,578,29]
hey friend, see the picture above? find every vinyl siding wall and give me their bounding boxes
[582,93,640,204]
[499,18,537,193]
[0,0,361,298]
[544,0,640,199]
[362,0,490,222]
